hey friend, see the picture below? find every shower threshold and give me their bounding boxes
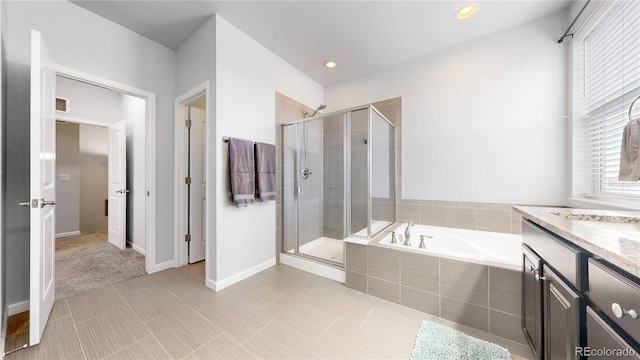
[285,237,344,264]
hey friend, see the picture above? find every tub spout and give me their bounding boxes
[404,221,414,243]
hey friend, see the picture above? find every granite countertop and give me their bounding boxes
[513,206,640,278]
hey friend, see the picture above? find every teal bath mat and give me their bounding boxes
[411,320,512,360]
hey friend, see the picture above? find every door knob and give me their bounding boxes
[19,199,39,208]
[40,199,56,207]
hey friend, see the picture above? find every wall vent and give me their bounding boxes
[55,97,69,113]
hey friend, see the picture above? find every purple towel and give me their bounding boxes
[255,142,277,202]
[227,137,255,206]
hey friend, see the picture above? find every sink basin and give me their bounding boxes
[575,220,640,233]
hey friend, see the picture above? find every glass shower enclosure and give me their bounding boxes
[282,104,395,266]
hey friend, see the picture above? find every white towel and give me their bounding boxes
[618,119,640,181]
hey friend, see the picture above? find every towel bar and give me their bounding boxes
[630,96,640,121]
[222,136,258,144]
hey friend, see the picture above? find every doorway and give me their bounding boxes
[54,76,147,296]
[174,83,209,268]
[54,120,145,300]
[23,30,159,347]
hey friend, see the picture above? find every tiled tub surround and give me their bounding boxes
[514,206,640,277]
[345,226,525,345]
[396,200,559,235]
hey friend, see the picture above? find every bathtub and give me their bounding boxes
[376,223,522,270]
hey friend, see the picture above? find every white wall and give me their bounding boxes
[56,75,121,124]
[325,11,569,205]
[214,16,323,287]
[175,17,217,278]
[79,124,108,232]
[122,94,146,253]
[55,123,80,235]
[4,1,175,305]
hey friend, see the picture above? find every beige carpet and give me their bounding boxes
[55,231,146,300]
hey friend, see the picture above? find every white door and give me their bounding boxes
[189,106,206,263]
[108,121,127,249]
[29,29,56,346]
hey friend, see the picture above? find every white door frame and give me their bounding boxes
[174,82,209,268]
[55,117,129,249]
[54,65,158,273]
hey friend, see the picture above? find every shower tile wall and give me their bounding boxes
[322,115,345,240]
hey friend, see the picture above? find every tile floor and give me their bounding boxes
[6,262,533,360]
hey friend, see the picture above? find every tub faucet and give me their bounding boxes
[405,221,414,243]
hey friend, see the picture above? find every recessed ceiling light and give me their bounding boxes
[455,5,477,20]
[324,60,337,69]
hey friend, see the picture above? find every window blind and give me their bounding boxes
[583,0,640,198]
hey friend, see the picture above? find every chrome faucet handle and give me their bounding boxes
[390,231,397,244]
[419,235,432,249]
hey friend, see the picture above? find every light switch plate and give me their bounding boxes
[58,174,71,182]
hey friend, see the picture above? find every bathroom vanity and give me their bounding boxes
[515,207,640,360]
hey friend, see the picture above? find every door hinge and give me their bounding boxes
[185,177,191,185]
[185,119,192,128]
[185,234,191,242]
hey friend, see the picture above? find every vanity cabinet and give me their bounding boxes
[522,220,585,360]
[587,258,640,356]
[522,245,543,359]
[586,306,640,359]
[522,218,640,360]
[542,264,581,359]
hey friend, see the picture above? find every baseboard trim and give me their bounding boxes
[147,259,173,274]
[207,258,276,291]
[55,231,80,239]
[6,301,29,316]
[130,243,145,255]
[279,253,345,283]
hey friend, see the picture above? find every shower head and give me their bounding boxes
[305,104,327,118]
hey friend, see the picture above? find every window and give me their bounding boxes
[575,0,640,200]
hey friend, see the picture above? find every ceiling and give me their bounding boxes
[70,0,573,86]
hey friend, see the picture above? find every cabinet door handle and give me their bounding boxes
[612,303,638,319]
[534,272,546,282]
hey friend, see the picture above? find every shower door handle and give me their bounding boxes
[297,186,301,194]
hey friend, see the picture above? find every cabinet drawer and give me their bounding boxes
[523,220,585,291]
[589,258,640,344]
[586,306,640,358]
